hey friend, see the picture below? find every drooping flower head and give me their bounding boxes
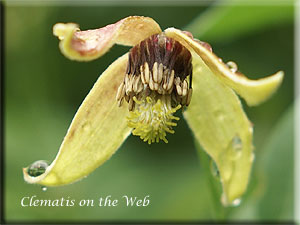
[23,16,283,206]
[118,33,193,144]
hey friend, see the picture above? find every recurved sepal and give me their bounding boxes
[53,16,162,61]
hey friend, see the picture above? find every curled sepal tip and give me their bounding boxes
[53,16,162,61]
[23,54,132,186]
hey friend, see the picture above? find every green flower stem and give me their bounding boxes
[195,140,231,220]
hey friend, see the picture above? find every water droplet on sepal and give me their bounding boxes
[210,160,220,179]
[41,186,47,192]
[229,135,243,160]
[221,193,242,207]
[232,198,241,206]
[232,135,242,151]
[27,160,48,177]
[82,122,91,132]
[226,61,238,73]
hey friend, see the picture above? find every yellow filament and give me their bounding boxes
[127,95,181,144]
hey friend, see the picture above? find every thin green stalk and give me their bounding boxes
[195,140,231,220]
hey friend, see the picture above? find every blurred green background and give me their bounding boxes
[4,1,295,222]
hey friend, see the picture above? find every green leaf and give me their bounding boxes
[195,141,232,220]
[255,104,294,220]
[185,3,294,42]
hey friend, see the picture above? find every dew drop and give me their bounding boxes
[232,135,243,152]
[27,160,48,177]
[210,160,220,179]
[228,135,243,161]
[82,122,91,132]
[226,61,238,73]
[227,135,243,161]
[41,186,47,192]
[221,194,242,207]
[231,198,242,207]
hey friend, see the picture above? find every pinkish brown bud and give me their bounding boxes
[194,39,213,52]
[182,30,194,39]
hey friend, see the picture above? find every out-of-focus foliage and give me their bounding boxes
[256,104,294,220]
[186,3,294,43]
[4,2,294,222]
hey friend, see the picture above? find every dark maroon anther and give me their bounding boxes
[128,33,192,82]
[117,33,193,110]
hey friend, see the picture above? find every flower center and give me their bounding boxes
[116,33,193,144]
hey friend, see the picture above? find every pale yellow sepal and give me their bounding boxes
[23,54,132,186]
[53,16,161,62]
[184,52,254,206]
[53,23,83,61]
[165,28,284,106]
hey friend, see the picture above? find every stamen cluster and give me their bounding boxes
[116,33,193,143]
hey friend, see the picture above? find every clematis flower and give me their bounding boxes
[23,16,283,206]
